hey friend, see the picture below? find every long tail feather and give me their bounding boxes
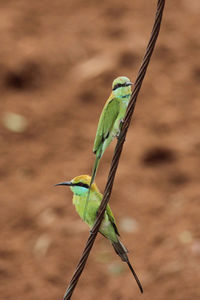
[112,240,143,294]
[127,259,143,294]
[112,240,128,261]
[83,155,100,221]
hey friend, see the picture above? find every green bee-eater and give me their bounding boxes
[85,76,133,219]
[55,174,143,293]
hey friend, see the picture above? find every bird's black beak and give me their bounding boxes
[54,181,73,187]
[126,81,133,86]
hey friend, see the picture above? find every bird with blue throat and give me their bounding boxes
[84,76,133,220]
[55,174,143,294]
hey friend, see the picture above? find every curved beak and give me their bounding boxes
[126,81,133,86]
[54,181,73,187]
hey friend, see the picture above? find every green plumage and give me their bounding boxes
[55,175,143,293]
[73,184,119,242]
[93,97,121,158]
[84,76,133,220]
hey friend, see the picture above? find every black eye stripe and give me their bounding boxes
[113,83,127,91]
[75,182,89,189]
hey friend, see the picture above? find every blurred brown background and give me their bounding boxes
[0,1,200,299]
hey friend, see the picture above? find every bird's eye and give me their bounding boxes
[113,83,127,91]
[75,182,89,189]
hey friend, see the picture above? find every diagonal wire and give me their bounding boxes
[63,0,165,299]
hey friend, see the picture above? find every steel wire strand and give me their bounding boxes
[63,1,165,299]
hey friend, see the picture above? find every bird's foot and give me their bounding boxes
[119,118,124,129]
[116,119,125,140]
[116,131,120,140]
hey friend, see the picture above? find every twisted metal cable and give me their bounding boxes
[63,1,165,298]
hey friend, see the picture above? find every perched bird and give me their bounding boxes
[85,76,133,219]
[55,175,143,293]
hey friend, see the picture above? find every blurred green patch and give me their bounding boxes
[107,262,125,276]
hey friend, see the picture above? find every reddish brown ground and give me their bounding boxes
[0,1,200,300]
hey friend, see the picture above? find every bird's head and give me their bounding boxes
[55,175,99,196]
[112,76,133,98]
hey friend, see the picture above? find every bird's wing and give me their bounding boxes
[106,204,120,236]
[93,96,120,154]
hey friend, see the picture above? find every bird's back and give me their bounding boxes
[93,94,120,156]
